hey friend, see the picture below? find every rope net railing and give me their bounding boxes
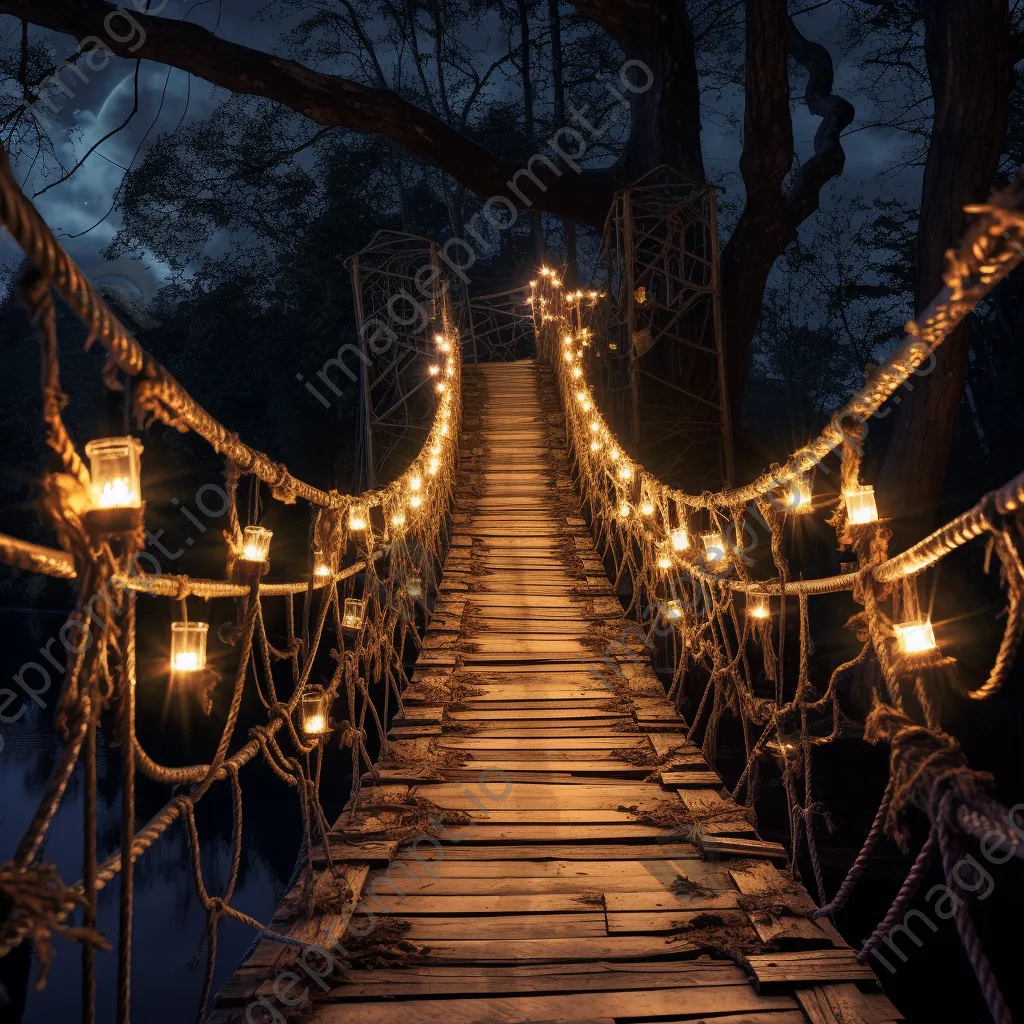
[531,175,1024,1024]
[0,141,463,1023]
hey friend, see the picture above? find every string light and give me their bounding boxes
[564,350,574,362]
[895,619,937,654]
[436,381,446,393]
[590,439,601,451]
[590,421,600,432]
[170,621,208,674]
[656,542,672,570]
[618,465,632,481]
[429,364,440,376]
[671,528,690,551]
[314,563,332,578]
[844,486,879,525]
[641,501,654,516]
[664,600,683,621]
[564,335,574,346]
[608,448,620,462]
[428,457,440,475]
[391,512,406,528]
[618,501,631,518]
[572,366,583,379]
[409,475,422,492]
[410,494,422,509]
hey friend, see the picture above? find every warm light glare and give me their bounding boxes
[572,366,583,378]
[702,532,725,561]
[429,364,439,376]
[641,501,654,516]
[410,494,422,509]
[618,501,631,518]
[314,564,332,578]
[391,512,406,527]
[895,619,936,654]
[590,439,601,451]
[85,436,143,510]
[618,465,632,481]
[436,381,446,393]
[671,528,689,551]
[564,350,573,362]
[665,600,683,621]
[747,596,770,620]
[781,477,812,510]
[844,486,879,525]
[301,691,329,736]
[170,621,208,674]
[241,525,272,563]
[409,475,422,491]
[656,543,672,570]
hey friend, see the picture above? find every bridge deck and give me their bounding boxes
[212,361,902,1024]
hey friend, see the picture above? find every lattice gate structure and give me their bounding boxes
[590,166,732,490]
[463,285,535,361]
[347,231,446,488]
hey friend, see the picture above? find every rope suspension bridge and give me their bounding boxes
[1,140,1024,1024]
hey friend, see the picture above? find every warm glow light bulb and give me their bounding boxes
[391,512,406,527]
[436,381,446,393]
[409,475,421,491]
[671,528,689,551]
[590,439,601,451]
[590,421,600,432]
[429,364,440,376]
[572,366,583,378]
[702,533,726,561]
[641,501,654,516]
[564,350,573,362]
[618,465,632,481]
[410,494,422,508]
[314,564,332,578]
[747,596,770,620]
[618,501,631,518]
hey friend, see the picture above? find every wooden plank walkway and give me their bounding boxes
[212,360,902,1024]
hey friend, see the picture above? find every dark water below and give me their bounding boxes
[0,608,305,1024]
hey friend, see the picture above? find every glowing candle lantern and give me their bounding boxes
[664,600,683,621]
[241,525,272,564]
[301,690,329,736]
[895,618,936,655]
[671,528,690,552]
[342,598,367,632]
[747,595,771,620]
[702,532,725,561]
[170,621,208,674]
[429,364,440,376]
[618,465,632,481]
[406,575,424,600]
[618,501,631,519]
[314,563,333,578]
[780,477,812,510]
[844,486,879,525]
[349,505,368,531]
[85,436,143,510]
[641,501,654,516]
[656,543,672,570]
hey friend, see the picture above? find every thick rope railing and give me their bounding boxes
[531,175,1024,1024]
[0,139,464,1024]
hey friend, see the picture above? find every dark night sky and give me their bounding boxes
[0,1,924,296]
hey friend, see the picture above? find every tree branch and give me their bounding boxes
[0,0,615,224]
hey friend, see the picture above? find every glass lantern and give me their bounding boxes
[671,528,690,552]
[170,621,208,674]
[640,501,654,516]
[313,561,333,579]
[342,598,367,632]
[895,618,936,654]
[780,477,812,511]
[349,505,368,531]
[241,525,272,564]
[656,542,672,571]
[85,436,143,510]
[301,690,329,736]
[747,595,771,620]
[844,486,879,525]
[663,600,683,622]
[406,575,424,600]
[702,532,726,561]
[618,501,631,519]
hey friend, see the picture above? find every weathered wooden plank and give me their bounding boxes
[744,949,876,990]
[312,985,800,1023]
[795,984,904,1023]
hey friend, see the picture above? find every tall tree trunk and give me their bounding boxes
[517,0,545,265]
[548,0,577,284]
[878,0,1012,543]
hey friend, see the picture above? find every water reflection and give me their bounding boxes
[0,609,303,1024]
